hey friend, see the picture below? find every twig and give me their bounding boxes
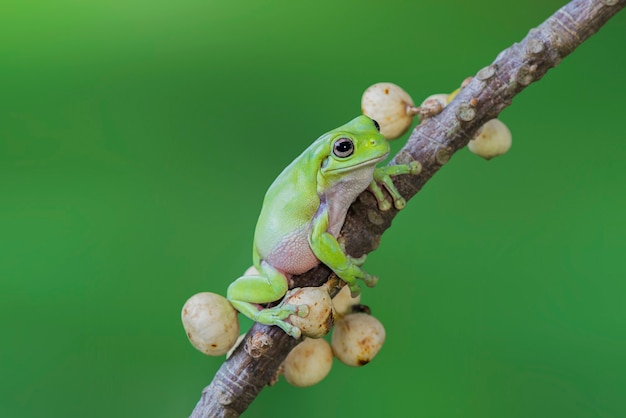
[190,0,625,416]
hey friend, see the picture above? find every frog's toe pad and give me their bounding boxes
[378,199,392,211]
[364,275,379,288]
[394,197,407,210]
[409,161,422,175]
[296,304,309,318]
[286,325,302,339]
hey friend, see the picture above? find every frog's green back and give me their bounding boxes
[253,133,329,260]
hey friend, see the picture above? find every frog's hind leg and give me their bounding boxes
[227,261,308,338]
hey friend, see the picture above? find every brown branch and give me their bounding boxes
[190,0,625,416]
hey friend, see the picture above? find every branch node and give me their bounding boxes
[526,38,546,55]
[456,102,477,122]
[366,208,386,226]
[516,64,537,86]
[476,65,496,81]
[216,387,233,406]
[246,332,273,358]
[435,147,452,165]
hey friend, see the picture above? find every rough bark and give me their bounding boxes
[191,0,626,416]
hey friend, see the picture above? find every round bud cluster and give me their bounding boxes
[362,80,512,159]
[280,285,386,388]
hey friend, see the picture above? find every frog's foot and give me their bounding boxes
[370,160,422,210]
[345,273,378,297]
[254,305,304,338]
[388,163,421,209]
[339,267,378,297]
[255,290,310,338]
[282,289,310,318]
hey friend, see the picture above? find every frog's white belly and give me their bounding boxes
[265,225,318,275]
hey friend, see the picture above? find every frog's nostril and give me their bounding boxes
[369,139,377,146]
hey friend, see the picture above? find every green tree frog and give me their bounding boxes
[227,115,420,338]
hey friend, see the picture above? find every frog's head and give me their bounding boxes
[320,115,390,176]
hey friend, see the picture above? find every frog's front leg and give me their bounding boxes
[309,209,377,297]
[368,161,421,210]
[227,261,309,338]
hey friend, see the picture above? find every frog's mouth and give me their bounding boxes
[324,153,388,173]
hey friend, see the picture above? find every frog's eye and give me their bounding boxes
[372,119,381,132]
[333,138,354,158]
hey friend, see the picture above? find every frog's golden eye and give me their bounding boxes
[333,138,354,158]
[372,119,381,132]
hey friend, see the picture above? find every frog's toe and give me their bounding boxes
[349,283,362,298]
[286,324,302,339]
[256,306,290,323]
[378,199,392,211]
[276,319,302,338]
[363,274,378,288]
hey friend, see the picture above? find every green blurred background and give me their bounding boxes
[1,0,625,417]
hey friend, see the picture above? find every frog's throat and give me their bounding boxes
[324,154,388,174]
